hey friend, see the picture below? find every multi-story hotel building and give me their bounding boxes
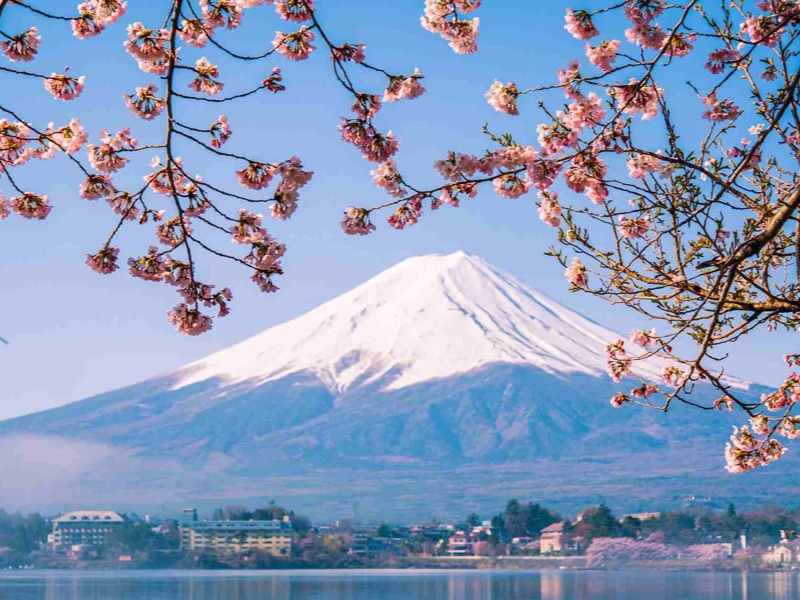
[49,510,127,549]
[179,509,294,556]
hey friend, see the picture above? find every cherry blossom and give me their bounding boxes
[86,246,120,274]
[485,81,519,116]
[1,27,41,62]
[273,27,316,60]
[10,193,51,220]
[564,9,598,40]
[124,84,165,120]
[564,258,588,288]
[383,69,426,103]
[189,58,224,95]
[44,73,86,101]
[537,191,561,227]
[586,40,620,73]
[421,0,481,54]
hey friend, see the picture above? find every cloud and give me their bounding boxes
[0,434,176,511]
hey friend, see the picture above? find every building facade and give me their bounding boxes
[179,511,293,556]
[49,510,127,549]
[539,522,566,554]
[763,540,800,566]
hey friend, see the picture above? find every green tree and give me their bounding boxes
[525,504,558,536]
[376,524,392,538]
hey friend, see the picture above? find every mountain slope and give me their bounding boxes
[0,252,780,518]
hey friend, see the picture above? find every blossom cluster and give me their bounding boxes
[421,0,481,54]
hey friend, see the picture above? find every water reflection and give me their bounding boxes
[0,569,798,600]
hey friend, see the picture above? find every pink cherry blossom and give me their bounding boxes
[189,58,224,95]
[49,119,88,154]
[341,206,377,235]
[740,15,783,47]
[124,23,169,62]
[86,246,120,274]
[124,84,165,120]
[387,196,423,229]
[86,128,136,173]
[1,27,41,62]
[275,0,315,23]
[79,174,117,200]
[537,190,562,227]
[586,40,619,73]
[702,94,742,122]
[351,94,381,120]
[485,81,519,115]
[11,193,51,220]
[179,18,212,47]
[626,152,665,179]
[237,162,275,190]
[230,209,266,244]
[270,188,297,220]
[557,60,583,100]
[201,0,243,30]
[705,48,740,74]
[372,160,406,198]
[564,257,588,288]
[610,78,662,120]
[383,69,426,103]
[44,73,86,101]
[210,115,232,148]
[493,173,530,198]
[564,8,598,40]
[625,21,666,50]
[619,214,650,239]
[421,0,480,54]
[332,43,366,63]
[273,27,316,60]
[610,392,631,408]
[167,303,214,336]
[156,216,189,247]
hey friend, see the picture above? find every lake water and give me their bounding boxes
[0,569,797,599]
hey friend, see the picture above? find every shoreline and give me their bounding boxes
[5,557,797,573]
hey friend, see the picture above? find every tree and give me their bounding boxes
[465,513,481,528]
[503,499,527,538]
[376,523,392,538]
[525,503,559,536]
[5,1,800,468]
[574,504,629,541]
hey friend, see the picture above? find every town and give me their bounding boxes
[2,499,799,571]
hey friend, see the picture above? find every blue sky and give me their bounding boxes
[0,1,793,420]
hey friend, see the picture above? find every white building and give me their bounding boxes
[49,510,127,549]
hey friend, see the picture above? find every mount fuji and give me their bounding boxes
[0,252,790,519]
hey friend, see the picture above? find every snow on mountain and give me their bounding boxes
[175,251,702,394]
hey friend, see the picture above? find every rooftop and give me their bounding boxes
[53,510,126,523]
[540,522,565,534]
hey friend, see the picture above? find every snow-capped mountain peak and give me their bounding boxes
[173,251,686,394]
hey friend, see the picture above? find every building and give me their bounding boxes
[179,510,293,556]
[348,533,368,557]
[49,510,127,550]
[622,512,661,522]
[763,540,800,566]
[446,531,473,556]
[539,522,566,554]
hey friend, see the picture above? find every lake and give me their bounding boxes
[0,569,797,599]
